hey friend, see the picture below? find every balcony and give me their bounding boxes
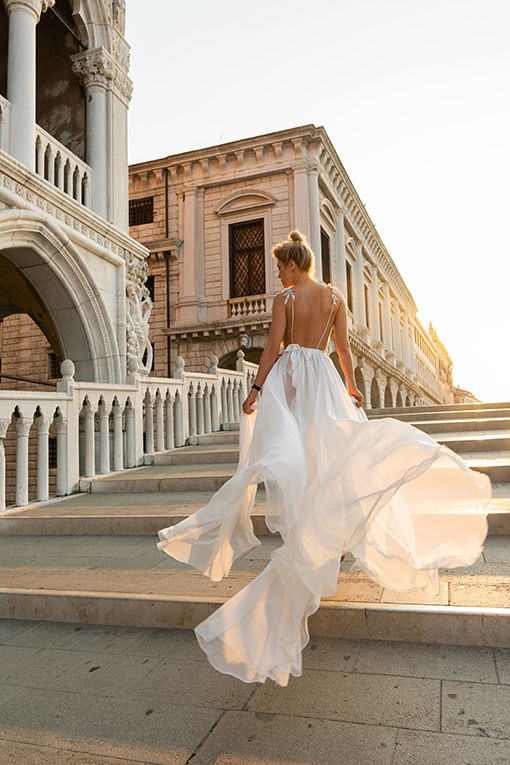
[35,125,93,209]
[0,95,12,153]
[227,294,273,319]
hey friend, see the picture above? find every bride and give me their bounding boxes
[157,230,492,687]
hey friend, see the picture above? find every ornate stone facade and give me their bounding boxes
[129,124,461,407]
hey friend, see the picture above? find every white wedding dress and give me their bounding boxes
[156,283,492,687]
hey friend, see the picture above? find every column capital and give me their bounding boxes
[4,0,54,20]
[71,48,116,90]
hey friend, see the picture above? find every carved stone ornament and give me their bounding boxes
[125,253,153,376]
[4,0,55,20]
[108,0,126,34]
[71,49,116,89]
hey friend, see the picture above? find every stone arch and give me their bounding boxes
[329,351,346,385]
[370,377,381,408]
[396,390,403,407]
[405,393,411,406]
[0,210,122,383]
[214,189,277,216]
[218,347,264,370]
[354,367,366,397]
[384,382,393,408]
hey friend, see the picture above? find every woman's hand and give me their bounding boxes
[348,385,364,408]
[242,387,258,415]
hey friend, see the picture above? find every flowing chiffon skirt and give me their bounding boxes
[156,344,492,687]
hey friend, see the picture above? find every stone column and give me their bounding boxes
[354,241,369,342]
[371,263,384,352]
[308,164,321,276]
[5,0,55,170]
[395,303,406,371]
[335,208,348,297]
[180,185,199,322]
[293,163,310,243]
[71,48,115,220]
[381,281,396,365]
[403,313,413,377]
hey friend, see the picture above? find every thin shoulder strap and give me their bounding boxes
[315,284,339,349]
[283,286,296,344]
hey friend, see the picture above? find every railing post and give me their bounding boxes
[211,383,219,432]
[155,392,165,452]
[0,420,9,513]
[54,413,68,496]
[83,401,96,478]
[165,392,174,450]
[13,414,30,507]
[196,383,204,436]
[175,390,184,447]
[125,402,135,468]
[188,382,197,441]
[35,414,49,502]
[112,400,123,471]
[226,379,234,426]
[233,379,240,423]
[144,392,154,456]
[98,400,110,474]
[203,384,211,433]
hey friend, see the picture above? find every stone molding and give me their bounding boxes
[71,47,133,106]
[125,252,153,375]
[4,0,54,20]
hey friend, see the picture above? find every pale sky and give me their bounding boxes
[126,0,509,403]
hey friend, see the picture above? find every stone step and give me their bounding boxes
[370,401,510,416]
[0,535,508,647]
[85,463,240,494]
[196,431,240,445]
[153,447,240,466]
[433,433,510,453]
[411,418,510,434]
[369,408,510,423]
[464,457,510,483]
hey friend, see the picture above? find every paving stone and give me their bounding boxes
[353,640,498,682]
[380,582,449,605]
[192,711,397,765]
[115,626,207,662]
[0,739,146,764]
[449,581,510,607]
[330,574,383,602]
[132,655,255,710]
[2,620,152,654]
[495,648,510,684]
[393,729,510,765]
[442,680,510,739]
[301,636,361,672]
[248,670,440,731]
[484,537,510,562]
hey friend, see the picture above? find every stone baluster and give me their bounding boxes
[82,173,90,208]
[196,383,204,435]
[165,393,175,450]
[35,414,49,501]
[0,420,9,513]
[98,400,110,474]
[46,146,55,185]
[155,392,165,452]
[83,401,96,478]
[55,152,64,190]
[144,393,155,456]
[125,402,136,468]
[54,413,67,496]
[211,384,219,432]
[188,383,197,438]
[233,380,240,422]
[203,384,211,434]
[226,380,234,426]
[112,399,123,471]
[174,391,184,447]
[13,413,31,507]
[64,160,73,197]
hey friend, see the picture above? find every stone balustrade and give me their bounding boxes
[227,294,271,318]
[0,352,259,512]
[0,95,11,154]
[35,125,93,208]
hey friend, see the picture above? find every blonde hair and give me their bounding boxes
[271,230,316,275]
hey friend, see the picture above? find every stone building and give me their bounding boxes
[129,123,457,408]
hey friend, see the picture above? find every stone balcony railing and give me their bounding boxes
[35,125,93,209]
[227,293,273,318]
[0,351,258,513]
[0,95,12,154]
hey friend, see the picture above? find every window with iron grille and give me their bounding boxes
[47,352,60,379]
[229,219,265,298]
[320,228,331,284]
[346,261,353,311]
[146,275,155,303]
[49,436,57,469]
[129,197,154,226]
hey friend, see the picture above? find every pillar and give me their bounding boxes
[335,208,348,297]
[371,263,383,351]
[354,241,369,341]
[180,185,199,322]
[308,165,321,275]
[395,303,406,371]
[381,281,396,365]
[5,0,55,169]
[293,164,310,243]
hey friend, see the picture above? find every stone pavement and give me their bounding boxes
[0,617,509,764]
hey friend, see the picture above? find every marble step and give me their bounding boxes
[153,447,239,466]
[432,433,510,453]
[370,401,510,415]
[0,535,508,647]
[411,418,510,434]
[463,457,510,482]
[368,408,510,422]
[83,463,240,494]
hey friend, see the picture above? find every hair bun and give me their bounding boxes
[289,230,304,243]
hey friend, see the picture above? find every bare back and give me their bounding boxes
[282,280,341,351]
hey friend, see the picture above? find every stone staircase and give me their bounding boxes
[0,402,509,648]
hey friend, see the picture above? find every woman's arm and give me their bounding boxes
[332,290,364,406]
[242,291,287,413]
